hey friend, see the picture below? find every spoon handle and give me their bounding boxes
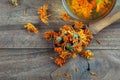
[89,11,120,34]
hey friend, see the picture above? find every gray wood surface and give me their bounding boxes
[0,0,120,80]
[0,49,120,80]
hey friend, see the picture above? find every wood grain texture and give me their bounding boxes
[0,49,120,80]
[51,50,120,80]
[0,23,119,49]
[0,0,120,80]
[0,0,119,49]
[0,0,65,26]
[89,11,120,34]
[0,0,119,26]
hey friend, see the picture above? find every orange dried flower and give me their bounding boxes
[63,36,69,42]
[70,0,96,19]
[67,0,113,20]
[82,39,91,47]
[73,43,83,52]
[44,21,93,67]
[96,0,111,14]
[84,29,93,39]
[59,51,70,59]
[38,4,51,25]
[24,23,38,33]
[54,47,63,53]
[60,25,73,33]
[60,12,71,21]
[44,31,54,40]
[74,21,84,29]
[72,38,78,43]
[81,50,94,60]
[55,57,66,67]
[71,52,77,58]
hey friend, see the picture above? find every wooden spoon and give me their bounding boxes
[89,11,120,34]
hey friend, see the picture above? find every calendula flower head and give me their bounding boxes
[24,23,38,33]
[81,50,94,60]
[38,4,51,25]
[44,21,93,66]
[60,13,71,21]
[55,57,66,67]
[44,31,54,40]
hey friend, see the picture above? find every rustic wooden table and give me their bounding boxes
[0,0,120,80]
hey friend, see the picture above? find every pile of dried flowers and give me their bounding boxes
[20,3,94,67]
[44,21,94,67]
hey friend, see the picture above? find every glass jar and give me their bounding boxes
[62,0,116,22]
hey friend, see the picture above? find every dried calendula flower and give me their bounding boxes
[9,0,18,7]
[55,57,66,67]
[60,12,71,21]
[81,50,94,60]
[44,31,54,40]
[74,21,84,29]
[24,23,38,33]
[71,52,77,58]
[38,4,51,25]
[64,73,71,78]
[69,0,96,19]
[54,47,63,54]
[44,21,93,67]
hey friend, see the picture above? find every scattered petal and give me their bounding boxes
[64,73,71,78]
[60,13,71,21]
[24,23,38,33]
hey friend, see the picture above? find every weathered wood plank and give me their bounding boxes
[0,0,65,26]
[0,49,57,80]
[0,0,119,26]
[0,23,119,49]
[0,0,119,80]
[0,49,120,80]
[51,50,120,80]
